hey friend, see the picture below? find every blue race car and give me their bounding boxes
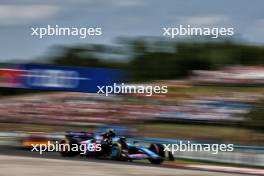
[59,130,166,164]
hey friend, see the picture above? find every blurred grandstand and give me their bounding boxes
[0,76,263,126]
[190,66,264,86]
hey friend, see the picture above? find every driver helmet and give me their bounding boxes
[107,128,116,138]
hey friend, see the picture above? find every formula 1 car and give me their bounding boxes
[59,130,166,164]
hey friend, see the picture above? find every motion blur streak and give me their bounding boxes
[0,155,248,176]
[1,0,264,175]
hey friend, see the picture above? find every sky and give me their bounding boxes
[0,0,264,61]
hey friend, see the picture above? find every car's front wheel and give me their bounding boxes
[148,143,165,164]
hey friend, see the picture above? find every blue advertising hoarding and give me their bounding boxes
[19,64,124,93]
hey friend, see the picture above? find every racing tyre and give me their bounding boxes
[148,143,165,164]
[111,143,122,160]
[59,139,79,157]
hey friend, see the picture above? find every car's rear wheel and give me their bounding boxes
[59,139,79,157]
[111,143,122,160]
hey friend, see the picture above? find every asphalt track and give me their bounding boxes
[0,146,257,176]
